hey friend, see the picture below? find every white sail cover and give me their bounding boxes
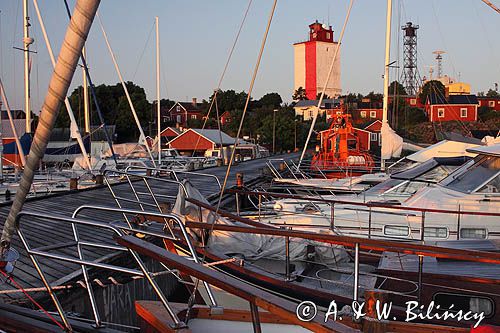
[381,122,403,160]
[172,180,347,264]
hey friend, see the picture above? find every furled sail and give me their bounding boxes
[381,122,403,159]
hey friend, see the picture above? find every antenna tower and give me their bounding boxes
[400,22,420,95]
[433,50,446,79]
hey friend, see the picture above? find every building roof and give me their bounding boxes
[428,94,478,105]
[169,101,204,113]
[160,127,181,136]
[294,99,340,108]
[193,128,244,145]
[170,128,246,147]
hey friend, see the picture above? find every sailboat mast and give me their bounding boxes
[23,0,32,133]
[381,0,392,170]
[156,16,161,165]
[82,47,91,134]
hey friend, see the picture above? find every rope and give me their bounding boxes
[191,0,253,156]
[0,270,65,330]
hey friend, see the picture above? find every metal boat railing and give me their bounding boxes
[229,188,500,242]
[184,197,500,309]
[11,168,224,331]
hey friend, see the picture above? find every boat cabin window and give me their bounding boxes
[460,228,487,239]
[383,225,410,237]
[433,293,494,318]
[365,179,405,195]
[441,156,500,193]
[424,227,448,239]
[384,180,427,196]
[477,174,500,193]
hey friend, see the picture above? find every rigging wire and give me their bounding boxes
[190,0,253,157]
[185,0,277,323]
[62,0,118,166]
[131,21,156,81]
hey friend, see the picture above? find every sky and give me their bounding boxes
[0,0,499,113]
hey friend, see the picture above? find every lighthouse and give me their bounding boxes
[294,21,341,100]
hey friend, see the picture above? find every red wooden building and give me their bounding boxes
[167,128,236,155]
[166,98,203,127]
[425,95,478,122]
[364,120,382,148]
[220,111,232,126]
[478,96,500,111]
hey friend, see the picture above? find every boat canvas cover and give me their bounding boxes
[102,143,149,158]
[406,140,478,163]
[381,123,403,160]
[173,180,347,264]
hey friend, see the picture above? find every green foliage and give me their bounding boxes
[388,81,407,96]
[365,91,383,102]
[259,92,282,108]
[478,105,500,121]
[292,87,307,101]
[486,89,500,98]
[59,82,165,143]
[316,93,331,100]
[210,89,249,112]
[419,80,445,105]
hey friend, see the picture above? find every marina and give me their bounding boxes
[0,0,499,332]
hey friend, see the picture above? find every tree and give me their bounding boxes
[365,91,383,102]
[486,89,500,98]
[316,93,331,100]
[209,89,249,112]
[292,87,307,101]
[419,80,445,105]
[388,81,407,96]
[259,92,282,108]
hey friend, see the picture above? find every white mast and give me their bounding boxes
[32,0,92,171]
[0,79,27,167]
[381,0,392,170]
[23,0,33,133]
[156,16,161,166]
[96,12,156,167]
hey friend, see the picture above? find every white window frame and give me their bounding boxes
[460,108,467,118]
[370,133,378,141]
[360,111,367,118]
[383,225,410,237]
[410,98,417,105]
[190,115,197,120]
[437,108,445,118]
[176,105,181,112]
[370,111,377,118]
[176,115,182,123]
[489,101,495,107]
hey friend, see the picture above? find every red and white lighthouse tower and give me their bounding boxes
[294,21,341,100]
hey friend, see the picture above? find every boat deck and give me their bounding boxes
[0,154,297,302]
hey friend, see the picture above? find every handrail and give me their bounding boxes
[14,210,184,328]
[117,234,359,333]
[228,188,500,217]
[124,165,222,191]
[185,198,500,264]
[72,204,218,308]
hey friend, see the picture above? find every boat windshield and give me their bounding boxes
[365,179,405,195]
[441,156,500,193]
